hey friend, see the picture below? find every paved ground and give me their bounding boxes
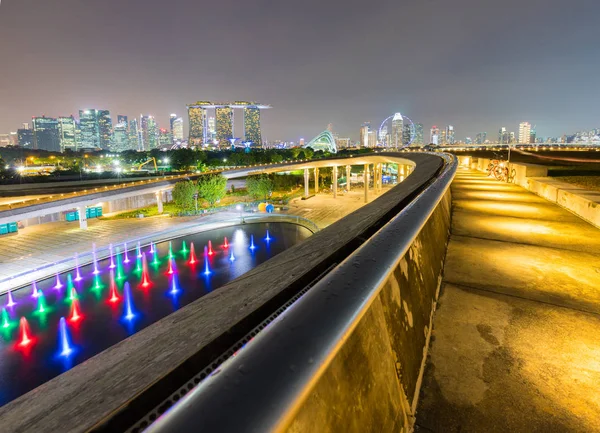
[0,185,387,291]
[416,169,600,432]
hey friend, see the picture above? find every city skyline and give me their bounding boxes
[1,0,600,141]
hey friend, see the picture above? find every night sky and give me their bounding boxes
[1,0,599,141]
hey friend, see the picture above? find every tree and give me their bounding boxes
[172,180,197,211]
[247,174,274,201]
[197,174,227,205]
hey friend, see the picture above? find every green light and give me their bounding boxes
[181,240,188,255]
[152,249,160,266]
[1,308,10,328]
[68,286,78,302]
[135,256,142,274]
[66,273,74,291]
[168,241,174,259]
[37,294,47,314]
[92,274,103,291]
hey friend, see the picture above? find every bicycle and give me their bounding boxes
[487,155,516,183]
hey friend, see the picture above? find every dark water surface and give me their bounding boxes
[0,222,311,407]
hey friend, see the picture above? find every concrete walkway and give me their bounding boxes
[416,169,600,432]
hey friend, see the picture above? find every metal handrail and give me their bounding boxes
[146,153,457,432]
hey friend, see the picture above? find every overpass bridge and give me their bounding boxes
[1,152,599,432]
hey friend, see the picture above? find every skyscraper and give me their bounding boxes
[244,105,262,145]
[117,115,128,125]
[530,127,536,144]
[170,114,184,142]
[58,116,77,151]
[368,130,377,148]
[215,106,233,146]
[208,116,216,141]
[113,121,130,151]
[518,122,532,144]
[17,128,33,148]
[498,127,509,144]
[188,104,208,146]
[141,116,158,150]
[402,124,412,146]
[32,116,60,151]
[129,118,140,151]
[79,109,101,149]
[440,130,446,145]
[159,128,172,146]
[446,125,455,145]
[391,113,403,148]
[430,126,439,145]
[414,123,424,146]
[97,110,113,149]
[360,123,370,148]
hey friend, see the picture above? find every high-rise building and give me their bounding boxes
[207,116,216,141]
[414,123,424,145]
[58,116,77,151]
[390,113,403,148]
[97,110,112,149]
[509,132,516,144]
[129,118,140,151]
[139,115,158,150]
[475,132,488,144]
[113,121,130,151]
[360,123,370,148]
[159,128,172,146]
[518,122,531,144]
[530,128,536,144]
[403,124,413,146]
[170,114,184,142]
[498,127,509,144]
[117,115,128,125]
[440,130,446,145]
[368,130,377,148]
[188,104,209,146]
[17,128,34,148]
[446,125,455,145]
[216,106,233,146]
[430,126,440,145]
[465,137,473,144]
[336,137,351,149]
[32,116,60,151]
[79,109,101,149]
[244,106,262,145]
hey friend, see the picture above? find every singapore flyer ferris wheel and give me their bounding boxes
[378,112,416,148]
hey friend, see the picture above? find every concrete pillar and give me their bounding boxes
[378,163,383,193]
[77,206,88,230]
[364,164,369,203]
[156,191,164,214]
[304,168,310,197]
[314,167,319,193]
[332,166,338,198]
[346,165,351,191]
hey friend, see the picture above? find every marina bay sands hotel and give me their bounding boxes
[187,101,271,147]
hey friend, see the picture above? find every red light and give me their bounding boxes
[69,300,83,323]
[18,317,33,347]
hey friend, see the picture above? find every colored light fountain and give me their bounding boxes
[265,230,272,242]
[188,242,197,265]
[31,281,41,298]
[108,244,116,269]
[74,253,82,282]
[249,234,256,251]
[92,251,100,275]
[18,317,33,347]
[36,294,47,314]
[69,300,82,323]
[229,249,235,262]
[169,274,180,296]
[168,241,174,259]
[123,242,130,264]
[167,257,176,275]
[149,242,155,254]
[140,253,152,288]
[203,246,211,276]
[136,241,142,258]
[181,240,188,254]
[207,240,214,256]
[2,308,11,328]
[152,247,160,266]
[223,236,229,248]
[59,317,73,357]
[123,282,136,321]
[116,248,125,280]
[6,290,16,308]
[54,273,64,289]
[109,271,120,303]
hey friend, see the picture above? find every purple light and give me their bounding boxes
[6,291,16,308]
[108,243,115,269]
[136,241,142,258]
[74,253,82,281]
[54,273,63,289]
[31,281,41,298]
[123,242,130,264]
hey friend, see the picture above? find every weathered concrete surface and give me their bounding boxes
[416,169,600,432]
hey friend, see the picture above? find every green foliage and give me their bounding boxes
[197,174,227,205]
[246,174,274,200]
[172,180,197,211]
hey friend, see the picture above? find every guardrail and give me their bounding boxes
[146,154,457,433]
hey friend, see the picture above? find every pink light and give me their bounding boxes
[6,290,16,307]
[69,300,83,323]
[18,317,33,347]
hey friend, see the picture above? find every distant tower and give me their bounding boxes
[391,113,403,148]
[519,122,531,144]
[243,105,262,145]
[414,123,424,145]
[58,116,77,152]
[79,110,101,149]
[97,110,113,149]
[430,126,440,145]
[360,122,370,148]
[32,116,60,151]
[147,116,158,149]
[170,114,184,142]
[113,121,130,152]
[129,118,140,151]
[187,104,208,146]
[215,106,234,146]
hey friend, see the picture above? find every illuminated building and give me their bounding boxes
[465,137,473,144]
[475,132,487,144]
[216,106,233,146]
[498,127,509,144]
[403,124,412,146]
[414,123,424,145]
[79,109,101,149]
[299,138,305,146]
[170,114,184,142]
[368,130,377,148]
[129,118,140,151]
[446,125,455,145]
[145,116,158,149]
[336,137,351,149]
[509,131,516,144]
[17,129,33,148]
[305,130,337,153]
[519,122,531,144]
[208,116,216,141]
[113,121,129,151]
[32,116,60,151]
[243,105,262,145]
[430,126,439,145]
[440,130,446,145]
[530,127,536,144]
[159,128,172,146]
[360,123,370,148]
[187,102,210,146]
[391,113,403,148]
[58,116,77,151]
[97,110,113,149]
